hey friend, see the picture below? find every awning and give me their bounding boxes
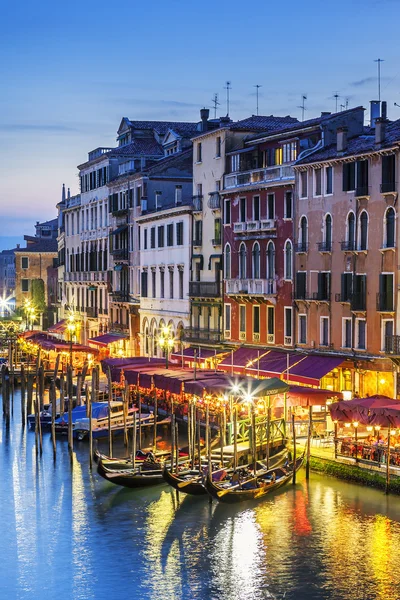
[47,319,66,333]
[88,333,127,347]
[218,347,269,372]
[192,254,204,270]
[170,347,224,364]
[288,355,344,386]
[246,350,301,378]
[208,254,222,270]
[112,225,128,235]
[274,386,343,408]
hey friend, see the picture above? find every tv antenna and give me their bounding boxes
[395,103,400,109]
[254,84,262,115]
[224,81,232,116]
[333,92,340,112]
[297,95,307,121]
[374,58,384,101]
[211,93,220,119]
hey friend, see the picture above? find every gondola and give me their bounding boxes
[162,448,289,496]
[93,447,189,470]
[205,454,304,504]
[97,460,166,488]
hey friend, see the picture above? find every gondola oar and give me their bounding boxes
[177,475,202,489]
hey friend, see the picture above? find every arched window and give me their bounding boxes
[284,240,293,280]
[324,214,332,250]
[239,243,246,279]
[347,212,355,249]
[359,211,368,250]
[224,243,231,279]
[299,216,308,251]
[385,207,395,248]
[266,241,275,280]
[252,242,260,279]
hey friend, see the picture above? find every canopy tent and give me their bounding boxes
[369,405,400,428]
[21,331,97,354]
[47,319,66,334]
[89,333,127,347]
[246,350,300,378]
[170,347,226,365]
[218,347,269,373]
[288,355,344,386]
[274,385,342,408]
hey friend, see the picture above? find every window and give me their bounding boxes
[231,154,240,172]
[21,257,29,269]
[320,316,329,346]
[141,271,148,297]
[253,305,260,335]
[385,207,395,248]
[239,305,246,335]
[379,273,394,311]
[224,304,231,333]
[382,319,394,352]
[346,212,355,248]
[169,269,174,299]
[194,220,203,245]
[314,168,322,196]
[359,211,368,250]
[225,244,231,279]
[197,143,202,163]
[152,270,156,298]
[175,186,182,205]
[355,318,366,350]
[176,222,183,246]
[239,243,246,279]
[284,191,292,219]
[158,226,164,248]
[150,227,156,249]
[21,279,29,292]
[298,314,307,344]
[179,269,184,299]
[318,272,331,301]
[160,270,165,298]
[356,160,369,195]
[252,242,260,279]
[167,224,174,246]
[324,214,332,251]
[282,141,297,163]
[216,136,221,158]
[267,306,274,337]
[300,171,308,198]
[253,196,260,221]
[267,194,275,220]
[341,273,353,302]
[224,199,231,225]
[214,218,221,244]
[240,198,246,222]
[343,162,356,192]
[325,166,333,195]
[296,272,306,299]
[266,241,275,280]
[342,318,352,349]
[284,240,293,280]
[353,274,367,311]
[382,155,396,192]
[284,307,292,341]
[299,216,308,250]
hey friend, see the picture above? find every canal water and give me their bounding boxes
[2,391,400,600]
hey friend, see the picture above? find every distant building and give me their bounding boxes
[0,248,16,301]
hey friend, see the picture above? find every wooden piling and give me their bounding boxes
[138,390,142,450]
[20,364,26,427]
[50,379,57,456]
[197,409,201,471]
[88,386,93,470]
[132,412,137,470]
[191,402,196,468]
[386,428,391,495]
[265,400,271,470]
[27,373,34,422]
[292,413,297,485]
[107,367,113,458]
[67,366,73,456]
[175,421,179,475]
[171,413,176,472]
[305,405,312,480]
[153,392,158,453]
[233,405,238,470]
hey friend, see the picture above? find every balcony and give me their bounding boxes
[189,281,221,297]
[306,291,330,302]
[340,241,356,252]
[224,164,294,190]
[385,335,400,355]
[226,278,277,296]
[212,237,222,246]
[64,271,108,282]
[355,185,369,198]
[183,328,222,343]
[110,248,129,261]
[111,207,128,217]
[233,222,247,233]
[381,182,397,194]
[376,292,394,312]
[192,195,203,212]
[110,322,129,333]
[233,220,276,234]
[110,291,130,303]
[86,307,98,318]
[317,241,332,253]
[294,242,308,253]
[208,192,221,210]
[335,292,351,304]
[193,238,202,247]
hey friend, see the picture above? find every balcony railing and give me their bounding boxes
[110,322,129,333]
[335,292,351,303]
[355,185,369,197]
[192,195,203,211]
[233,220,276,234]
[212,237,222,246]
[294,242,308,253]
[381,181,397,193]
[224,164,294,190]
[340,241,356,252]
[86,307,98,318]
[226,278,277,295]
[110,291,130,303]
[306,291,330,302]
[183,328,222,343]
[208,192,221,210]
[65,271,107,282]
[385,335,400,355]
[317,241,332,253]
[189,281,221,297]
[111,207,129,217]
[376,292,394,312]
[193,238,202,247]
[110,248,129,260]
[350,293,366,311]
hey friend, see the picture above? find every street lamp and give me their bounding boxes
[158,325,174,369]
[66,313,77,367]
[24,299,37,331]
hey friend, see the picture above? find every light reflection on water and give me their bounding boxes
[1,391,400,600]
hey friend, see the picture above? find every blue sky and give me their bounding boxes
[1,0,400,250]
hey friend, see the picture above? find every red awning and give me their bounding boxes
[274,386,343,407]
[218,347,268,372]
[47,319,66,333]
[88,333,127,347]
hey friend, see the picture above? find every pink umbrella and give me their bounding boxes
[329,395,399,423]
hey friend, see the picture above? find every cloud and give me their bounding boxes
[0,123,79,132]
[350,76,389,87]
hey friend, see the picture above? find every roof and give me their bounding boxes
[296,118,400,165]
[15,240,57,253]
[37,218,57,228]
[144,147,193,176]
[125,120,199,136]
[229,115,299,132]
[110,139,164,157]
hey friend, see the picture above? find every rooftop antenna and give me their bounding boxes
[395,103,400,108]
[345,97,349,110]
[374,58,384,102]
[340,103,345,111]
[211,93,220,119]
[333,92,340,112]
[297,95,307,121]
[224,81,232,116]
[254,84,262,116]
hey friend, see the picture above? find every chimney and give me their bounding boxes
[67,187,71,200]
[200,108,209,132]
[382,101,387,120]
[321,112,331,117]
[375,117,387,145]
[337,127,348,153]
[16,244,20,249]
[370,100,381,126]
[62,183,66,203]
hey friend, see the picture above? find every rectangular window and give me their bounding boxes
[284,307,292,341]
[141,271,148,298]
[341,273,353,302]
[21,257,29,269]
[194,220,203,245]
[353,274,367,311]
[296,272,307,300]
[298,314,307,344]
[343,162,356,192]
[214,218,221,244]
[382,155,396,192]
[282,141,297,163]
[325,166,333,195]
[239,305,246,334]
[150,227,156,249]
[379,273,394,311]
[224,304,231,333]
[21,279,29,292]
[267,194,275,220]
[160,270,165,299]
[224,199,231,225]
[382,319,394,351]
[240,198,246,222]
[356,318,366,350]
[317,272,331,301]
[175,186,182,205]
[320,317,330,346]
[253,305,260,334]
[167,224,174,246]
[284,191,292,219]
[314,168,322,196]
[356,160,369,195]
[176,222,184,245]
[152,270,156,298]
[342,318,352,349]
[197,143,202,163]
[300,171,308,198]
[179,269,184,299]
[169,270,174,299]
[158,225,164,248]
[216,136,221,158]
[252,196,260,221]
